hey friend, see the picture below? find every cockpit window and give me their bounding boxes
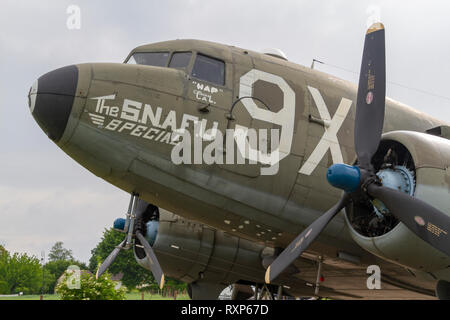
[127,52,170,67]
[169,52,192,71]
[192,54,225,85]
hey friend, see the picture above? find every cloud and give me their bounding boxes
[0,182,128,262]
[1,0,450,264]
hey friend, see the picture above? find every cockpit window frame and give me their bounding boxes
[124,50,228,88]
[124,51,171,67]
[168,51,194,72]
[191,52,226,87]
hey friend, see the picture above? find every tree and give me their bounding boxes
[48,241,74,262]
[56,271,126,300]
[89,228,155,289]
[42,241,87,293]
[0,250,42,294]
[44,259,88,294]
[0,246,9,293]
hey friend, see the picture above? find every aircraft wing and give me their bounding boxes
[278,251,436,299]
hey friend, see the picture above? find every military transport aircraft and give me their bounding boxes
[28,22,450,299]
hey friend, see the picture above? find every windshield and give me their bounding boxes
[192,54,225,85]
[127,52,170,67]
[168,52,192,71]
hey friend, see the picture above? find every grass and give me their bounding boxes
[0,294,60,300]
[126,292,190,300]
[0,292,190,300]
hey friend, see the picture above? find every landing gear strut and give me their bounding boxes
[96,192,165,289]
[123,193,138,249]
[252,283,285,300]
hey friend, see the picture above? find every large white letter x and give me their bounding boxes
[299,86,352,175]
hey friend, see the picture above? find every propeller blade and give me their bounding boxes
[96,238,127,279]
[265,195,349,283]
[367,184,450,256]
[354,22,386,170]
[135,231,165,289]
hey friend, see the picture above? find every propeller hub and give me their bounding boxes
[113,218,126,231]
[326,164,361,193]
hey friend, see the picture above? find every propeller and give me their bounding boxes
[135,231,165,288]
[266,22,450,284]
[96,198,165,289]
[366,184,450,256]
[95,239,127,279]
[265,195,349,284]
[354,22,386,170]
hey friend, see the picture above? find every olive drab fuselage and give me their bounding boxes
[31,39,450,295]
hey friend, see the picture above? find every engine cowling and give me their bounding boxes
[345,131,450,274]
[133,209,268,287]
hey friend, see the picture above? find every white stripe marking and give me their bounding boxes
[299,86,352,175]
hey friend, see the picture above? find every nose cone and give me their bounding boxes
[28,65,78,142]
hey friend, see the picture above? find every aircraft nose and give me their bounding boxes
[28,65,78,142]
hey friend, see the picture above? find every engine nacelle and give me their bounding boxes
[346,131,450,275]
[134,209,268,286]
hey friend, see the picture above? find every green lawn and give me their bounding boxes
[0,292,190,300]
[126,292,190,300]
[0,294,60,300]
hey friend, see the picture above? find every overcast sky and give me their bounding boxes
[1,0,450,263]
